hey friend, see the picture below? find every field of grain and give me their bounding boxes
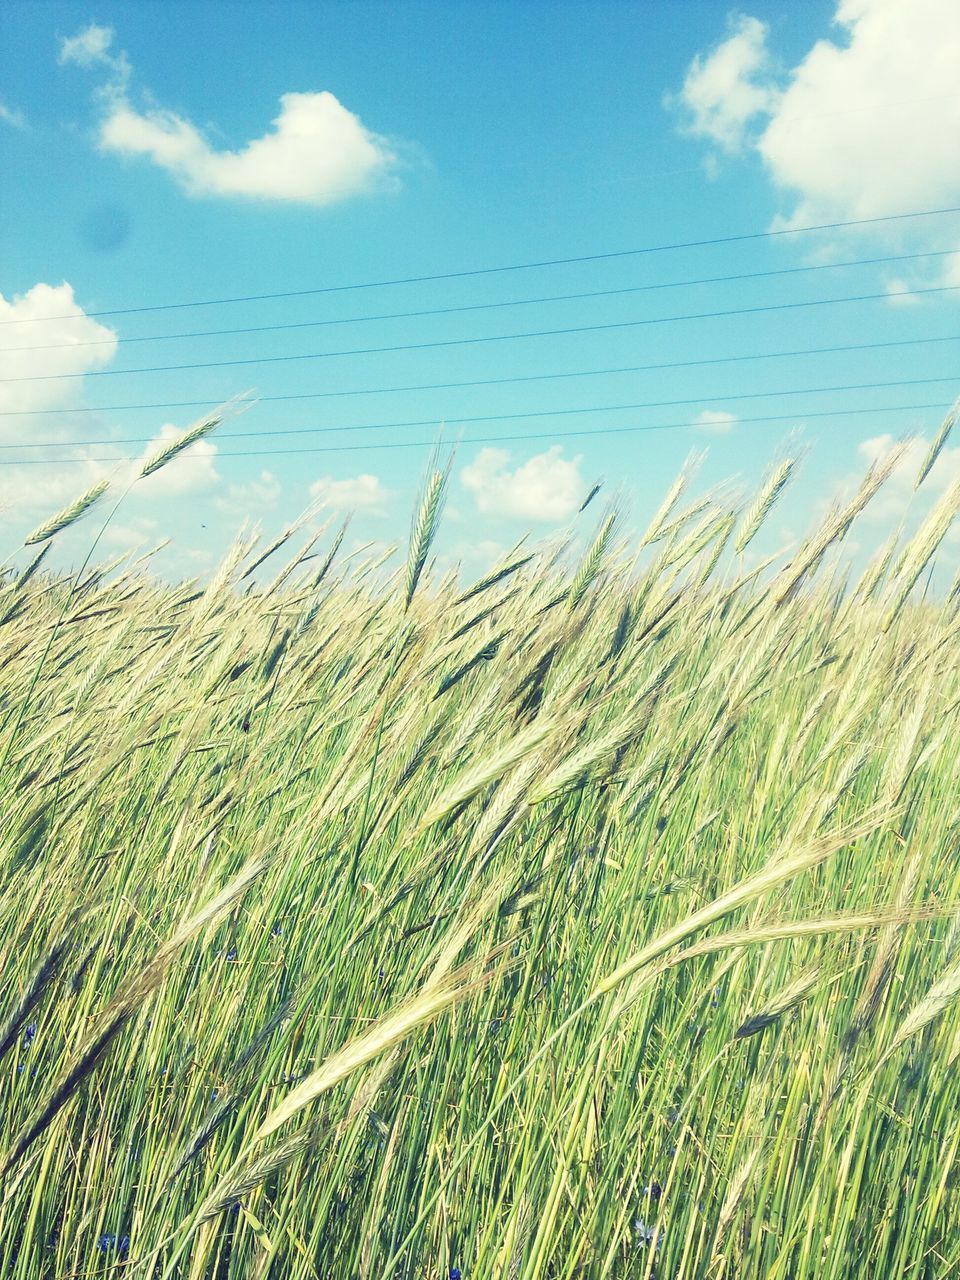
[2,411,960,1278]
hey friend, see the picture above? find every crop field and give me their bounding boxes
[3,411,960,1279]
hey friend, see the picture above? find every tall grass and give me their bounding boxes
[1,420,960,1278]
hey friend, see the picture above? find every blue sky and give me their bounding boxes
[1,0,959,581]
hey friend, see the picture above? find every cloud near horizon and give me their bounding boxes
[694,409,737,435]
[310,473,389,514]
[461,446,586,521]
[59,24,399,206]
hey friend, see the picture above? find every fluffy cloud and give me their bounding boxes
[943,254,960,288]
[0,280,122,526]
[218,470,282,513]
[0,283,118,420]
[0,280,230,532]
[0,425,219,533]
[100,93,396,204]
[0,455,111,522]
[60,24,397,205]
[438,538,506,578]
[694,409,738,435]
[102,516,159,550]
[0,100,26,130]
[310,472,389,514]
[674,14,776,153]
[674,1,960,242]
[461,446,585,521]
[59,23,125,72]
[883,279,921,306]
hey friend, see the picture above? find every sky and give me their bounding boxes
[1,0,959,582]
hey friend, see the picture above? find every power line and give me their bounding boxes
[5,400,953,466]
[3,375,957,452]
[6,247,956,354]
[2,335,956,418]
[4,204,960,326]
[5,284,959,384]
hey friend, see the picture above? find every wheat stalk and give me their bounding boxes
[915,397,959,489]
[405,463,449,609]
[24,480,109,545]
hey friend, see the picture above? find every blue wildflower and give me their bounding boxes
[226,948,238,962]
[22,1023,36,1047]
[644,1181,663,1200]
[450,1268,462,1280]
[97,1234,117,1252]
[271,924,282,937]
[632,1219,661,1250]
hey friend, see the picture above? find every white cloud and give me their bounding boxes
[674,1,960,259]
[0,456,111,522]
[181,546,216,571]
[102,516,159,549]
[59,24,117,68]
[310,472,389,514]
[0,425,218,536]
[760,0,960,229]
[0,281,121,526]
[675,14,777,153]
[0,101,26,130]
[0,283,230,529]
[694,409,737,435]
[217,470,282,512]
[99,92,396,205]
[0,283,118,420]
[884,278,921,306]
[438,538,505,578]
[58,23,398,206]
[461,446,585,521]
[58,23,130,84]
[943,253,960,288]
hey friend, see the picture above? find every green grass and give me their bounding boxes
[2,417,960,1278]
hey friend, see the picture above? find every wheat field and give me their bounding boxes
[2,408,960,1278]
